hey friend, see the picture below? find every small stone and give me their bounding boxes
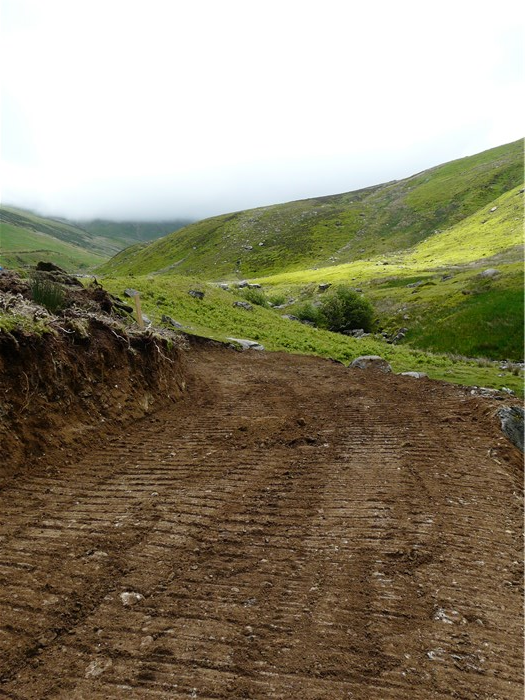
[400,371,428,379]
[85,658,112,678]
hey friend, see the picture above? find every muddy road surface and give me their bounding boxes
[0,346,522,699]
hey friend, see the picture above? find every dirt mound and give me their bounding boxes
[0,266,187,484]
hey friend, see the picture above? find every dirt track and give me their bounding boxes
[0,346,523,699]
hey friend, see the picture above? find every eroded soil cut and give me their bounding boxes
[0,344,523,699]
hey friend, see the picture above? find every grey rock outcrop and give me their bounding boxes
[227,338,265,351]
[161,315,183,329]
[349,356,392,373]
[233,301,253,311]
[497,406,524,452]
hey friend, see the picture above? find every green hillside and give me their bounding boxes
[100,139,523,279]
[0,212,106,271]
[0,207,191,272]
[254,185,524,360]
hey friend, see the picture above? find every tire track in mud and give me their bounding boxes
[0,349,522,699]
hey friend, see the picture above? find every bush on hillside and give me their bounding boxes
[294,300,322,326]
[318,285,374,334]
[241,288,269,307]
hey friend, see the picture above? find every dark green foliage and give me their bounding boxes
[29,274,65,313]
[294,301,322,326]
[318,285,375,333]
[241,288,269,307]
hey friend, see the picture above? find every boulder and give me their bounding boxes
[233,301,253,311]
[497,406,524,452]
[318,283,331,292]
[349,355,392,372]
[400,371,428,379]
[188,290,205,299]
[237,280,249,288]
[227,337,265,351]
[479,268,500,278]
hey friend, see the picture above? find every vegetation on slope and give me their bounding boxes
[253,185,524,360]
[101,273,523,396]
[100,139,523,279]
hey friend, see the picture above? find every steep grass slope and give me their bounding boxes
[256,185,524,359]
[100,139,523,279]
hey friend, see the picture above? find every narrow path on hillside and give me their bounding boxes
[0,347,522,699]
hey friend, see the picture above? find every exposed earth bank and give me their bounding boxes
[0,268,187,484]
[0,313,523,697]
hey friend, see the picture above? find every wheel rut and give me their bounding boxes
[0,348,522,699]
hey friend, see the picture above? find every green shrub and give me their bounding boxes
[267,292,287,307]
[318,285,374,333]
[29,274,65,314]
[241,288,269,307]
[294,300,322,326]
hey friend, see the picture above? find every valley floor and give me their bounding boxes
[0,346,523,699]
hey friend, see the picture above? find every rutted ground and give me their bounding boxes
[0,346,522,699]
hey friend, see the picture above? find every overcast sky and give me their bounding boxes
[1,0,523,221]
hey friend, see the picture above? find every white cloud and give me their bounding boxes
[1,0,523,219]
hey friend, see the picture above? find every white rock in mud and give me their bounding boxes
[85,658,112,678]
[120,591,144,606]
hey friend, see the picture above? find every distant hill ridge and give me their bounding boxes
[0,206,191,271]
[100,138,524,279]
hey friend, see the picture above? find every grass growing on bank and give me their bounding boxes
[102,273,524,396]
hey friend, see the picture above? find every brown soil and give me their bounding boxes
[0,340,523,699]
